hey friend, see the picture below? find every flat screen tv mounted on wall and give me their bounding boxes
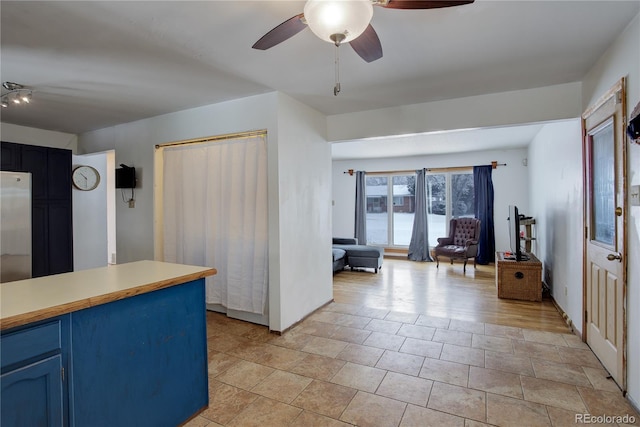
[507,205,529,261]
[115,165,136,188]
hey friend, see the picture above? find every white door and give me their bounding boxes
[582,78,627,390]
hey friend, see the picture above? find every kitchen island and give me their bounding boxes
[1,261,216,427]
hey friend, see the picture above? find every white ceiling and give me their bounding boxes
[1,1,638,158]
[330,122,545,160]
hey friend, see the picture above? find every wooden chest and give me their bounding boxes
[495,252,542,302]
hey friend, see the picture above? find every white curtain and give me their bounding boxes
[162,134,268,314]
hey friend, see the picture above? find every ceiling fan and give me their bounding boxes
[252,0,475,64]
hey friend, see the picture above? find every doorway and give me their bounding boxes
[72,150,116,270]
[582,78,627,391]
[154,131,269,326]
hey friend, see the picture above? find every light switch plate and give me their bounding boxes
[631,185,640,206]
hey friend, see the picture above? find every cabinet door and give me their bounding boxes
[1,142,73,277]
[31,201,73,277]
[20,145,48,200]
[0,141,21,171]
[47,148,71,201]
[32,201,49,278]
[48,201,73,275]
[1,355,64,427]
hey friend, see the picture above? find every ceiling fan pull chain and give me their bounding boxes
[334,43,341,96]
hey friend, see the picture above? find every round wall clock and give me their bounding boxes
[72,165,100,191]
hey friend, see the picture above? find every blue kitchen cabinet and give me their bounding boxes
[1,355,64,426]
[70,278,208,426]
[1,318,70,427]
[1,278,208,427]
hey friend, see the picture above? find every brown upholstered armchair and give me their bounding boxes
[434,218,481,272]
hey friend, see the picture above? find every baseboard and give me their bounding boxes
[628,394,640,416]
[383,248,408,258]
[206,299,335,336]
[206,304,269,327]
[275,299,335,335]
[550,295,582,338]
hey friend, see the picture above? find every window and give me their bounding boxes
[365,174,416,246]
[427,172,474,247]
[365,171,473,248]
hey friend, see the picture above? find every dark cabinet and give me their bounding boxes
[0,141,21,170]
[32,201,49,277]
[48,149,72,200]
[21,145,48,199]
[47,202,73,275]
[1,141,73,277]
[30,201,73,277]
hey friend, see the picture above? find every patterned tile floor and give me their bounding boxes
[186,303,639,427]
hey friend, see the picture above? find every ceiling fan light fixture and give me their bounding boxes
[1,82,34,108]
[303,0,373,44]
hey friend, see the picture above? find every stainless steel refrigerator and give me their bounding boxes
[1,171,32,283]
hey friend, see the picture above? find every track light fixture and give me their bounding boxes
[1,82,33,108]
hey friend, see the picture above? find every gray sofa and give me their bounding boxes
[332,237,384,273]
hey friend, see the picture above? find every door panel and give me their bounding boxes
[582,78,626,390]
[47,148,71,201]
[1,141,21,171]
[606,272,617,341]
[1,355,64,427]
[32,201,49,278]
[48,202,74,275]
[21,145,48,200]
[591,122,615,245]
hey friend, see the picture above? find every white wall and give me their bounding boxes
[528,120,583,331]
[581,12,640,408]
[0,122,77,152]
[79,93,279,264]
[327,83,582,142]
[272,94,332,331]
[79,92,333,332]
[72,150,116,270]
[332,147,530,252]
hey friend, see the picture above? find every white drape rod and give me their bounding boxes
[155,129,267,149]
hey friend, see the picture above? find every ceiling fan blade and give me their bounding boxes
[349,25,383,63]
[252,13,307,50]
[381,0,474,9]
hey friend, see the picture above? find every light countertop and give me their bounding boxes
[0,261,216,331]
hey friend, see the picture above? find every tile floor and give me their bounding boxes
[186,303,639,427]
